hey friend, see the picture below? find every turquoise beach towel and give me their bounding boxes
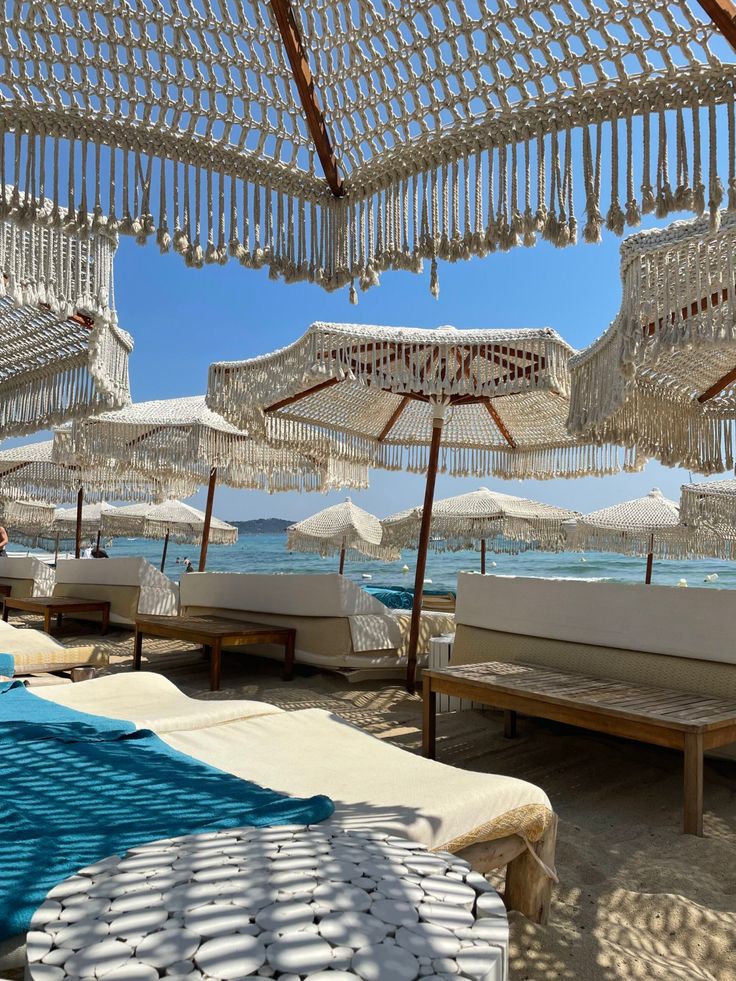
[0,681,333,940]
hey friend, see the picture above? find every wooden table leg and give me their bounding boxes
[683,732,704,836]
[133,628,143,671]
[1,603,8,623]
[282,631,295,681]
[56,613,63,629]
[44,608,52,633]
[504,710,517,739]
[210,641,221,692]
[422,675,437,759]
[101,605,110,635]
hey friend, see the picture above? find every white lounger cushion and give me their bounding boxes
[0,619,103,673]
[36,673,551,851]
[0,556,54,597]
[54,558,179,624]
[35,672,283,732]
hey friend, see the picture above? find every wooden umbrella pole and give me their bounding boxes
[645,532,654,585]
[480,538,486,575]
[338,541,346,575]
[198,466,217,572]
[74,487,84,559]
[406,404,446,694]
[54,532,59,566]
[161,530,170,573]
[95,529,101,551]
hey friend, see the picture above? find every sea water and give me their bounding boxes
[88,533,736,591]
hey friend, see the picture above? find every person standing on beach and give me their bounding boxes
[0,525,7,556]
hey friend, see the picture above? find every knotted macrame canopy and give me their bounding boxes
[0,201,131,438]
[57,394,369,570]
[564,487,730,582]
[1,1,734,298]
[207,321,640,689]
[680,478,736,535]
[287,498,399,572]
[0,499,116,553]
[568,211,736,475]
[102,500,238,573]
[383,486,579,571]
[0,499,57,549]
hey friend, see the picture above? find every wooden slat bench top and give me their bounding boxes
[424,662,736,732]
[4,595,109,612]
[423,661,736,837]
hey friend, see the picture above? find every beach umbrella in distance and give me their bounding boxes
[54,502,116,554]
[564,488,731,584]
[287,499,399,574]
[208,322,639,691]
[0,201,132,440]
[383,487,579,573]
[568,213,736,476]
[102,500,238,573]
[0,439,192,559]
[0,500,57,551]
[679,479,736,539]
[56,395,369,573]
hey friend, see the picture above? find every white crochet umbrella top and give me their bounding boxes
[208,322,640,481]
[102,500,238,547]
[287,498,398,562]
[382,486,579,552]
[680,479,736,535]
[1,2,733,294]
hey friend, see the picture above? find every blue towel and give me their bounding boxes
[0,655,13,677]
[0,682,334,940]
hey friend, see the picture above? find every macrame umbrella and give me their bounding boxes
[57,395,368,571]
[383,487,579,572]
[54,502,116,555]
[0,439,193,558]
[0,199,132,438]
[680,479,736,537]
[102,500,238,573]
[0,2,733,298]
[287,499,399,573]
[568,212,736,475]
[208,322,638,689]
[0,500,57,550]
[564,488,729,584]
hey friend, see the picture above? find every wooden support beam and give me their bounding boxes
[486,402,517,449]
[264,376,341,414]
[270,0,344,196]
[377,396,411,442]
[696,0,736,51]
[697,365,736,403]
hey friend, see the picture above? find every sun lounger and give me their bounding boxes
[36,672,557,923]
[179,572,454,679]
[52,557,179,627]
[0,555,54,599]
[0,619,106,678]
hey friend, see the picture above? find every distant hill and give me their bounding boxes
[233,518,293,535]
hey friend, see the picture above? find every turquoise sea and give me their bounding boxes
[93,532,736,591]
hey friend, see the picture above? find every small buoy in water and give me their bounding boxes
[401,564,410,573]
[490,561,497,568]
[580,557,587,563]
[677,578,688,588]
[704,573,719,582]
[424,578,433,584]
[361,573,372,580]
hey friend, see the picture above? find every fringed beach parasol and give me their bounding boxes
[0,2,734,298]
[0,439,194,557]
[383,487,579,572]
[58,395,368,571]
[287,499,399,573]
[208,321,639,689]
[568,213,736,475]
[102,500,238,573]
[680,479,736,537]
[564,488,731,583]
[0,197,132,437]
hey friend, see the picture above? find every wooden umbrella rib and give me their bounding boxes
[696,0,736,50]
[486,401,517,449]
[697,365,736,402]
[264,376,341,413]
[269,0,344,196]
[377,396,411,442]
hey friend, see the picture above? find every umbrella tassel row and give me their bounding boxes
[2,89,735,297]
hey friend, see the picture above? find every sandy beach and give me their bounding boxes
[15,616,735,981]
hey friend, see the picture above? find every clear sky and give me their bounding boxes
[107,209,697,522]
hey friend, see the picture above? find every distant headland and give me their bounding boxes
[233,518,293,535]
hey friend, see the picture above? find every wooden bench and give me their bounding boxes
[2,595,111,635]
[133,614,296,691]
[423,661,736,836]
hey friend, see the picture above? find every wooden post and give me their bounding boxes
[645,533,654,584]
[95,529,101,552]
[338,542,346,575]
[406,404,446,694]
[54,532,60,566]
[160,530,170,573]
[480,538,486,575]
[695,0,736,53]
[74,487,84,559]
[198,466,217,572]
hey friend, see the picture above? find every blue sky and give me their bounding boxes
[110,211,699,522]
